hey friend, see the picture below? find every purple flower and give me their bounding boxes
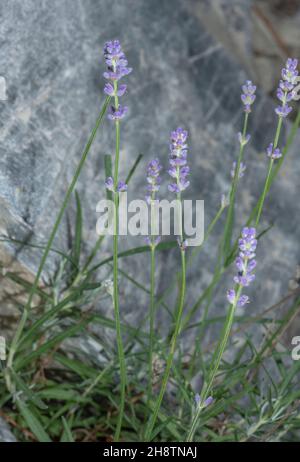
[237,295,250,307]
[168,178,190,193]
[241,227,256,239]
[144,235,161,247]
[281,58,298,85]
[105,177,114,191]
[104,82,127,97]
[266,143,282,160]
[204,396,214,407]
[145,158,162,203]
[107,105,128,121]
[231,161,246,179]
[227,289,250,307]
[116,181,127,192]
[238,132,251,146]
[145,159,162,246]
[275,104,292,118]
[275,58,298,117]
[227,227,257,307]
[103,40,132,81]
[168,183,180,193]
[168,127,190,193]
[226,289,236,304]
[241,80,256,113]
[234,272,255,287]
[236,256,256,273]
[195,394,214,408]
[277,88,294,103]
[195,393,201,406]
[103,40,131,121]
[105,177,127,192]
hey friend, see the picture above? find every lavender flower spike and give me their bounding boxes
[103,40,132,121]
[275,58,298,118]
[241,80,256,113]
[168,128,190,193]
[226,227,257,307]
[103,40,132,81]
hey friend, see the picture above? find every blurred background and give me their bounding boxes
[0,0,300,441]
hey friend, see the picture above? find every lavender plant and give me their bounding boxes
[103,39,132,441]
[1,44,300,444]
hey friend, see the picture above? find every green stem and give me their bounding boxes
[186,287,241,442]
[145,249,186,441]
[222,112,248,259]
[147,245,156,405]
[112,79,126,441]
[186,252,251,441]
[5,96,110,392]
[113,190,126,442]
[255,158,274,227]
[145,192,186,440]
[255,116,283,227]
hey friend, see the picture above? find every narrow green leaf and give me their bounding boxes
[16,318,92,370]
[38,387,82,401]
[17,399,51,442]
[125,153,143,184]
[9,368,48,410]
[72,191,82,273]
[54,353,96,378]
[19,290,83,347]
[61,417,74,442]
[104,154,113,201]
[90,240,177,273]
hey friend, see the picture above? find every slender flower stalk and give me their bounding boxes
[145,159,162,405]
[186,227,258,441]
[222,80,255,259]
[103,39,131,441]
[145,128,189,440]
[256,58,298,226]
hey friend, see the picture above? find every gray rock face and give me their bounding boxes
[0,0,300,439]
